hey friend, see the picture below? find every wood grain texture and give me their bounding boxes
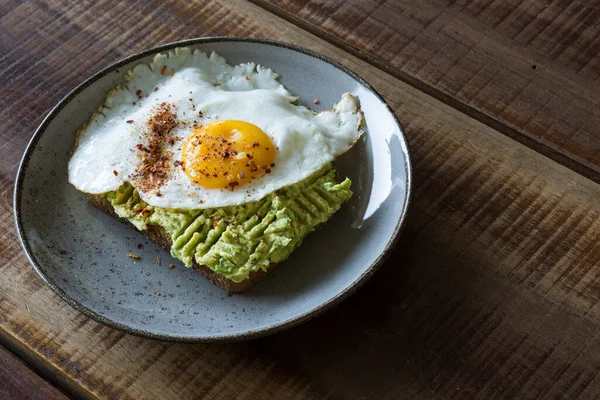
[0,346,68,400]
[2,0,600,399]
[254,0,600,181]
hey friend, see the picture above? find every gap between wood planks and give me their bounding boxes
[249,0,600,184]
[1,327,95,400]
[0,345,69,400]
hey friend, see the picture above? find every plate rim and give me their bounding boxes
[13,36,413,343]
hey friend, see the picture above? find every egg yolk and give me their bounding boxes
[182,120,276,190]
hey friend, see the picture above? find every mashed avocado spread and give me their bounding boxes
[102,164,352,283]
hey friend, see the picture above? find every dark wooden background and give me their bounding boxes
[0,346,67,399]
[1,0,600,399]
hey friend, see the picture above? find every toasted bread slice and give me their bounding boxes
[87,193,277,293]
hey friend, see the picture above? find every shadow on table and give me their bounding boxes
[243,209,527,400]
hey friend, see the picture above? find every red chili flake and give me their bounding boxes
[113,170,119,176]
[266,168,271,173]
[270,163,275,167]
[227,181,240,190]
[169,264,175,269]
[130,103,178,194]
[251,141,260,148]
[198,111,203,117]
[137,243,144,249]
[313,99,320,104]
[136,89,142,96]
[126,120,134,124]
[154,87,159,92]
[245,76,251,81]
[160,66,167,75]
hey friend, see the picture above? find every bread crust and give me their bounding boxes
[87,194,276,293]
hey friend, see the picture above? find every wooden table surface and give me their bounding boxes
[1,0,600,399]
[0,345,67,400]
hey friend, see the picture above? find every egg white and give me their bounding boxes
[68,48,363,209]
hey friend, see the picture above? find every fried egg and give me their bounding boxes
[68,48,364,209]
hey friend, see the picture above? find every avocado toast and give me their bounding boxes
[87,165,353,292]
[68,48,363,293]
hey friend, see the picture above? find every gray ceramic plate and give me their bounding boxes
[14,38,412,342]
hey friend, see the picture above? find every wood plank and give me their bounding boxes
[253,0,600,181]
[0,346,68,400]
[2,0,600,399]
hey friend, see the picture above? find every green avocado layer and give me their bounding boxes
[102,164,352,283]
